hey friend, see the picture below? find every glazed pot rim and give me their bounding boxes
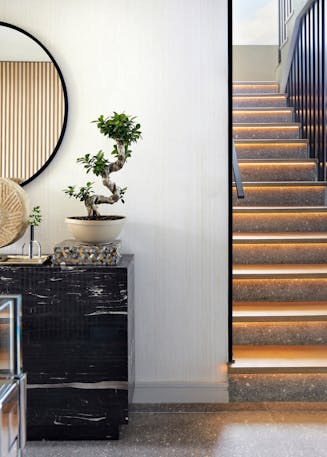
[65,216,126,226]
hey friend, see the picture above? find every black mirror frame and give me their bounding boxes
[0,21,68,187]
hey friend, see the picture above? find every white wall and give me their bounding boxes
[233,45,278,81]
[1,0,229,402]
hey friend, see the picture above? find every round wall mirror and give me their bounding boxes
[0,22,68,186]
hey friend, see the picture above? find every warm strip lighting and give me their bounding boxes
[233,126,299,129]
[234,322,325,327]
[233,212,327,230]
[230,373,327,379]
[234,243,327,249]
[234,110,292,114]
[238,163,315,167]
[233,95,286,99]
[233,277,327,283]
[233,84,277,88]
[240,186,323,189]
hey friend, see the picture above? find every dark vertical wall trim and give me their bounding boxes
[228,0,234,363]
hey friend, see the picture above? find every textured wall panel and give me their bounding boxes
[0,61,64,181]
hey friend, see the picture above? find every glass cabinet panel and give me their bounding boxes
[0,296,21,377]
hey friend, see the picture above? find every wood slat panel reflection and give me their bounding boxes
[0,62,64,182]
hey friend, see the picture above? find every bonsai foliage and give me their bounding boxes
[64,112,141,217]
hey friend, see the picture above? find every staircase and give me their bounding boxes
[229,81,327,402]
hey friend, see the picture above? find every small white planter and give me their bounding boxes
[65,216,126,243]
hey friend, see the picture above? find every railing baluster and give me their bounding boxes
[321,0,326,180]
[285,0,326,180]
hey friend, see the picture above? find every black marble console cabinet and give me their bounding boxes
[0,255,134,440]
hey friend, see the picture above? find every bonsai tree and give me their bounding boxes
[64,112,141,218]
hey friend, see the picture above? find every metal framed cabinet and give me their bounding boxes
[0,295,26,457]
[0,255,134,440]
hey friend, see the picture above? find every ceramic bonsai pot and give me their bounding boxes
[65,215,126,243]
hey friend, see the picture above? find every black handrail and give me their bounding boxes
[285,0,326,180]
[232,140,244,199]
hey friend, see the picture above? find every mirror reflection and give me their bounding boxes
[0,24,67,185]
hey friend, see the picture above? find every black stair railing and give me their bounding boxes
[285,0,326,180]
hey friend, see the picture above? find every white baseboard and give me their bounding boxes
[133,382,229,403]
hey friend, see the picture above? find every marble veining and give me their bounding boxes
[85,310,128,316]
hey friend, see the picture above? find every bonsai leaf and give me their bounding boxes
[111,144,119,157]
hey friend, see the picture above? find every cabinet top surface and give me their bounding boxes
[0,254,134,269]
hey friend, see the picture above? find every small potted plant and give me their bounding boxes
[64,112,141,243]
[22,205,42,259]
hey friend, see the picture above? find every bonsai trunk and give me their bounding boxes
[85,141,126,217]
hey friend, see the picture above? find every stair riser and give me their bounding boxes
[235,142,308,159]
[238,164,316,182]
[233,85,279,95]
[233,111,293,123]
[233,212,327,233]
[233,96,288,108]
[229,373,327,401]
[233,244,327,264]
[233,322,327,345]
[233,187,327,206]
[233,126,300,140]
[233,278,327,301]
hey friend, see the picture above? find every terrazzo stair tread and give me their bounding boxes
[233,182,327,206]
[233,239,327,265]
[233,275,327,301]
[233,82,279,94]
[233,123,301,139]
[233,108,294,123]
[233,232,327,243]
[237,160,317,181]
[233,94,288,107]
[229,373,327,402]
[233,301,327,322]
[233,321,327,346]
[230,345,327,373]
[234,139,309,159]
[233,264,327,279]
[233,207,327,232]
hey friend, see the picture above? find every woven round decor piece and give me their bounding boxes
[0,178,28,248]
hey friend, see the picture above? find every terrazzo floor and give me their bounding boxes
[25,405,327,457]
